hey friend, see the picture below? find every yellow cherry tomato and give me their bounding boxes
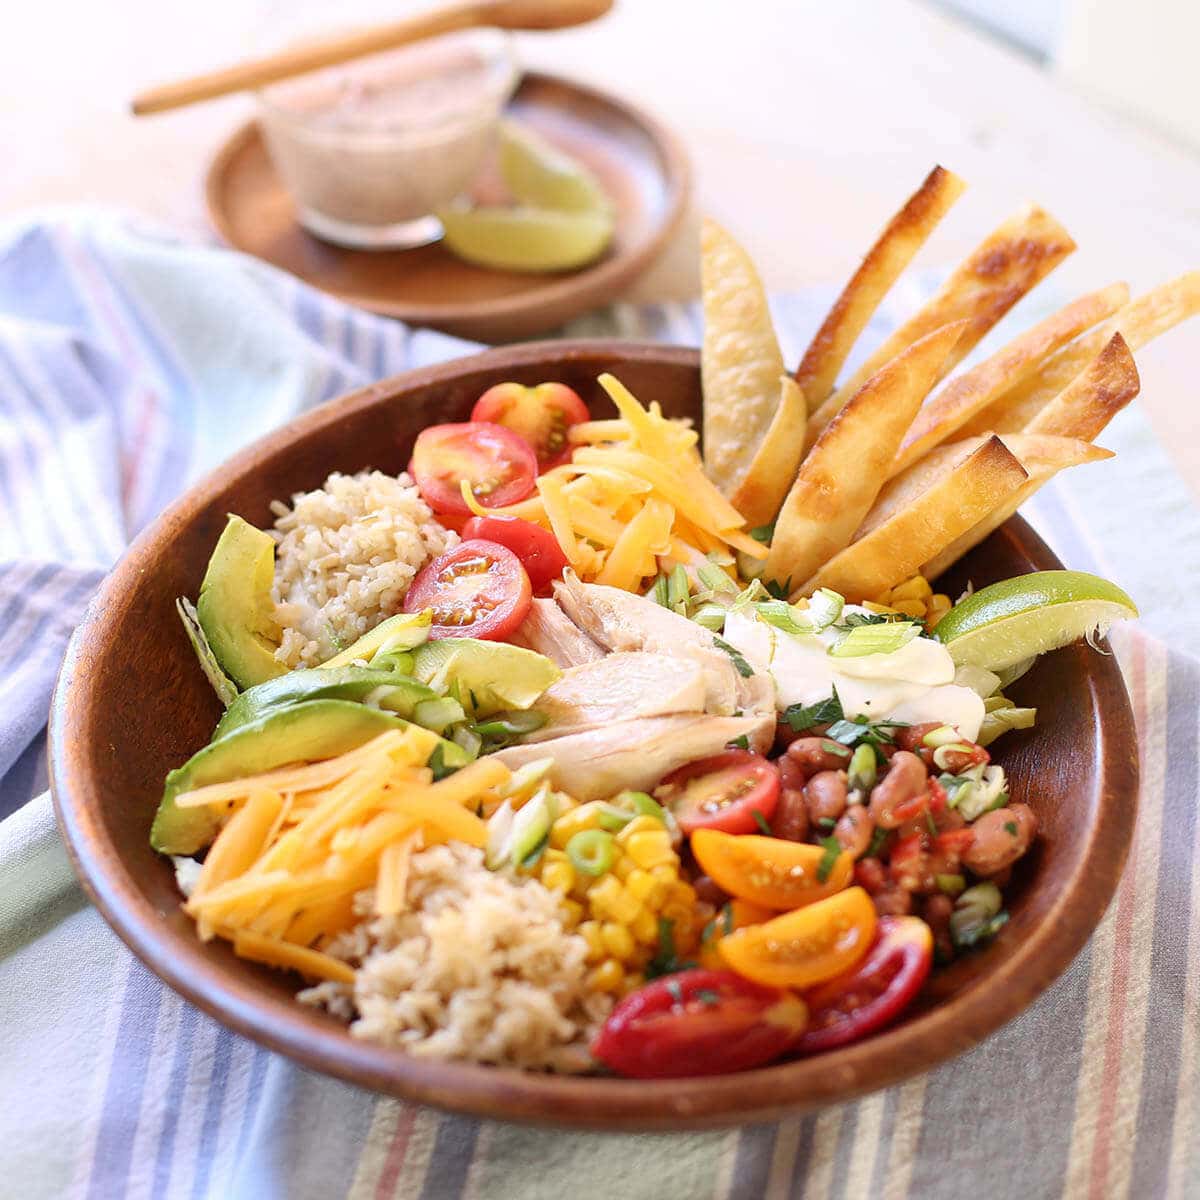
[717,886,877,989]
[690,830,854,910]
[698,898,777,969]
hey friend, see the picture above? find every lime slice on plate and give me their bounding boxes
[498,120,611,215]
[438,204,614,273]
[932,570,1138,671]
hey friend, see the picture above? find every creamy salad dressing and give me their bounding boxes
[722,606,985,740]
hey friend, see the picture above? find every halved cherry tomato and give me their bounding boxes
[796,916,933,1054]
[590,968,808,1078]
[698,898,777,970]
[410,422,537,518]
[658,750,780,836]
[471,382,589,471]
[690,829,854,911]
[718,887,877,990]
[460,514,568,595]
[402,539,531,640]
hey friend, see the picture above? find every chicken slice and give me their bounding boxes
[552,573,775,719]
[525,652,708,741]
[511,598,605,669]
[493,713,775,801]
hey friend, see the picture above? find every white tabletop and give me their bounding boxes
[3,0,1197,493]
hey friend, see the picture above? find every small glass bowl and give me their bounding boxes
[257,28,519,250]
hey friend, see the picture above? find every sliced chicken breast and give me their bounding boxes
[494,713,775,801]
[511,598,605,669]
[525,652,708,741]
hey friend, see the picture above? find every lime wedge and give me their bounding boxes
[932,570,1138,671]
[438,204,614,273]
[498,120,611,215]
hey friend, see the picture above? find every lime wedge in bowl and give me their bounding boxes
[932,570,1138,672]
[438,204,614,273]
[498,120,611,215]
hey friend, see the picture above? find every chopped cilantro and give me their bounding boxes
[825,716,910,749]
[1004,821,1019,836]
[695,989,721,1007]
[820,739,853,758]
[646,917,695,979]
[752,809,773,835]
[427,743,455,781]
[817,816,836,829]
[712,635,754,678]
[816,835,842,883]
[866,826,891,858]
[749,522,775,544]
[729,734,751,750]
[783,690,844,732]
[764,577,792,600]
[834,611,899,629]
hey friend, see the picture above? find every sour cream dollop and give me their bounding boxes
[722,605,984,741]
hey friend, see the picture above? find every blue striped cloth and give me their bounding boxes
[2,210,1199,1200]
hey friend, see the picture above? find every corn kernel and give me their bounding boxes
[631,906,660,945]
[601,921,637,962]
[615,815,664,846]
[549,802,606,849]
[625,868,661,907]
[668,880,697,906]
[541,859,576,894]
[626,830,674,869]
[588,959,625,993]
[623,972,645,994]
[651,864,677,886]
[612,853,635,881]
[661,901,694,927]
[578,920,606,962]
[589,876,641,924]
[892,599,927,619]
[862,600,895,614]
[560,899,584,929]
[541,847,568,864]
[892,575,932,600]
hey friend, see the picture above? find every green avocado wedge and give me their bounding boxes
[212,667,440,740]
[411,639,560,715]
[196,515,287,690]
[150,699,468,855]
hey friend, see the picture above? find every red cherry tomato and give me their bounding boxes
[591,968,809,1078]
[471,382,589,471]
[657,750,780,836]
[410,422,537,518]
[460,514,569,595]
[796,916,933,1055]
[403,539,532,641]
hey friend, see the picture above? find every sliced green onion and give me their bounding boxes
[957,765,1008,821]
[450,724,482,758]
[807,588,845,630]
[951,908,1009,950]
[692,602,729,631]
[696,563,737,595]
[922,725,961,748]
[567,829,617,877]
[622,791,668,824]
[755,599,817,637]
[474,710,547,739]
[668,564,690,611]
[596,804,636,832]
[828,621,921,658]
[816,835,842,882]
[749,522,775,544]
[847,743,877,792]
[413,696,467,734]
[752,810,773,835]
[653,573,670,607]
[936,873,966,896]
[956,881,1003,917]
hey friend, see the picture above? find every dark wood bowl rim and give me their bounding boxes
[205,71,693,327]
[49,340,1138,1130]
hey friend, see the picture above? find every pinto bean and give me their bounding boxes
[785,737,853,777]
[853,856,888,894]
[692,874,729,909]
[805,770,848,824]
[834,805,875,858]
[873,886,913,916]
[770,782,810,842]
[868,751,929,829]
[962,804,1038,876]
[922,893,956,963]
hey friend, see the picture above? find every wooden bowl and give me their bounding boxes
[206,73,691,342]
[49,341,1138,1130]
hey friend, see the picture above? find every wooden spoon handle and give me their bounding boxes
[131,0,489,116]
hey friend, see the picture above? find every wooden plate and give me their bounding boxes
[48,342,1137,1130]
[206,74,690,342]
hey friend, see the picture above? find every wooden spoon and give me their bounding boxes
[131,0,613,116]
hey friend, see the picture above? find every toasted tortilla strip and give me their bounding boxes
[890,282,1128,476]
[763,321,967,588]
[922,436,1115,580]
[796,436,1028,601]
[805,205,1076,449]
[728,376,808,528]
[795,165,966,409]
[961,270,1200,435]
[701,218,785,495]
[1025,333,1139,440]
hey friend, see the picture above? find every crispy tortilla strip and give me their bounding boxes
[922,435,1115,580]
[700,217,785,495]
[728,376,808,528]
[1025,333,1139,440]
[805,205,1076,449]
[795,165,966,409]
[796,436,1028,601]
[961,270,1200,435]
[890,282,1128,476]
[764,321,967,588]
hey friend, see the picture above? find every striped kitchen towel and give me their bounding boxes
[1,210,1198,1200]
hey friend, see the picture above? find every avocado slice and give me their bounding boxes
[150,698,469,855]
[196,515,286,690]
[320,611,432,670]
[411,639,560,716]
[212,666,440,740]
[177,597,239,708]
